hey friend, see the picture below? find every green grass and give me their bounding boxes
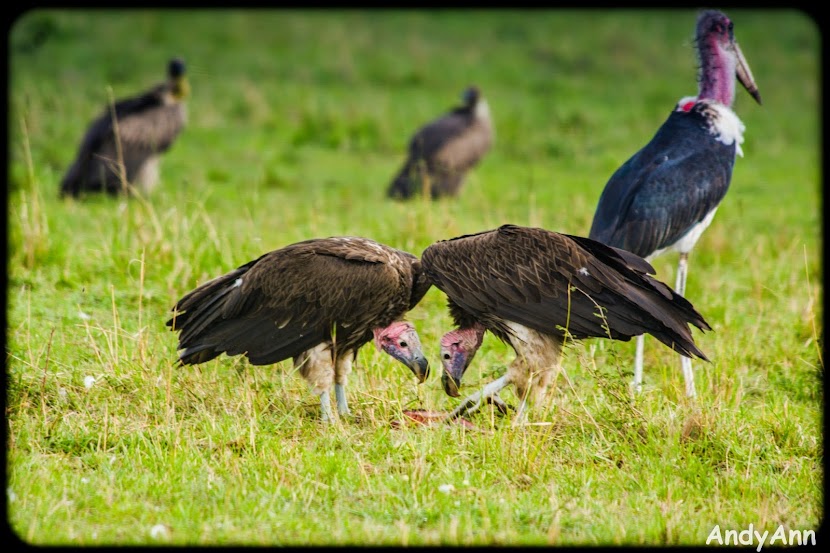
[6,8,822,546]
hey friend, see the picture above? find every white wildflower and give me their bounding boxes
[84,376,95,389]
[78,311,91,321]
[150,524,170,539]
[438,484,455,494]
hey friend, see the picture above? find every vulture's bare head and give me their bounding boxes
[462,85,481,108]
[439,326,485,397]
[167,57,190,100]
[373,321,430,383]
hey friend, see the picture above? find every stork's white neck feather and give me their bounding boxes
[675,97,746,157]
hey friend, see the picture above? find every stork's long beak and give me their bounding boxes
[734,42,762,105]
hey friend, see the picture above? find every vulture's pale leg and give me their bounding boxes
[674,253,696,398]
[334,355,354,416]
[318,389,335,423]
[633,334,645,393]
[334,384,349,416]
[486,394,510,414]
[446,375,510,421]
[513,398,529,426]
[296,344,337,422]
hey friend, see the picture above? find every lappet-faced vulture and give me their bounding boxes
[421,225,711,424]
[387,86,494,200]
[588,10,760,397]
[60,57,189,197]
[167,236,432,422]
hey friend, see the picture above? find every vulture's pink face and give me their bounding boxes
[440,327,484,397]
[374,321,430,383]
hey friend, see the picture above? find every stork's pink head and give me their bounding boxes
[374,321,429,383]
[439,325,485,397]
[695,10,761,107]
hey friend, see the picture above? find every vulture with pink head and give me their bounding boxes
[167,236,431,422]
[421,225,711,423]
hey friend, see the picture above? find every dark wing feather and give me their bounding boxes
[589,110,735,257]
[167,238,418,366]
[422,225,710,360]
[60,84,184,196]
[387,106,481,199]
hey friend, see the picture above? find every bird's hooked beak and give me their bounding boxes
[375,323,430,383]
[440,346,470,398]
[174,76,191,100]
[733,41,762,105]
[168,58,190,100]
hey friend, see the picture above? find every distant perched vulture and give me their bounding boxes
[167,236,432,422]
[589,10,761,396]
[387,85,494,200]
[421,225,711,423]
[60,57,189,197]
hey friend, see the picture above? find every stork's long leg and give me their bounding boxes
[633,334,645,393]
[334,383,350,416]
[675,253,696,398]
[675,253,689,296]
[445,375,510,421]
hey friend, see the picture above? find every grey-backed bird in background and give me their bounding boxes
[422,225,711,424]
[588,10,761,396]
[387,86,494,200]
[167,237,432,423]
[60,58,189,197]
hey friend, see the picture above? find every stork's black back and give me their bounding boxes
[588,107,736,258]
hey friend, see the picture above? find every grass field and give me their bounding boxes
[6,8,822,546]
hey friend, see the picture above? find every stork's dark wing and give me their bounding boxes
[422,225,710,359]
[167,238,417,366]
[588,110,735,258]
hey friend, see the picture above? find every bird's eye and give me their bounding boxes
[399,341,408,348]
[727,22,734,31]
[443,353,451,360]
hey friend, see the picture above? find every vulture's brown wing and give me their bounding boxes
[60,87,177,195]
[168,238,416,366]
[422,225,709,359]
[116,102,186,153]
[408,108,472,160]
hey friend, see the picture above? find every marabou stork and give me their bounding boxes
[421,224,711,424]
[387,85,494,200]
[588,10,761,396]
[60,58,189,197]
[167,237,432,423]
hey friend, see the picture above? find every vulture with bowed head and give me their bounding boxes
[421,225,711,424]
[167,236,432,423]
